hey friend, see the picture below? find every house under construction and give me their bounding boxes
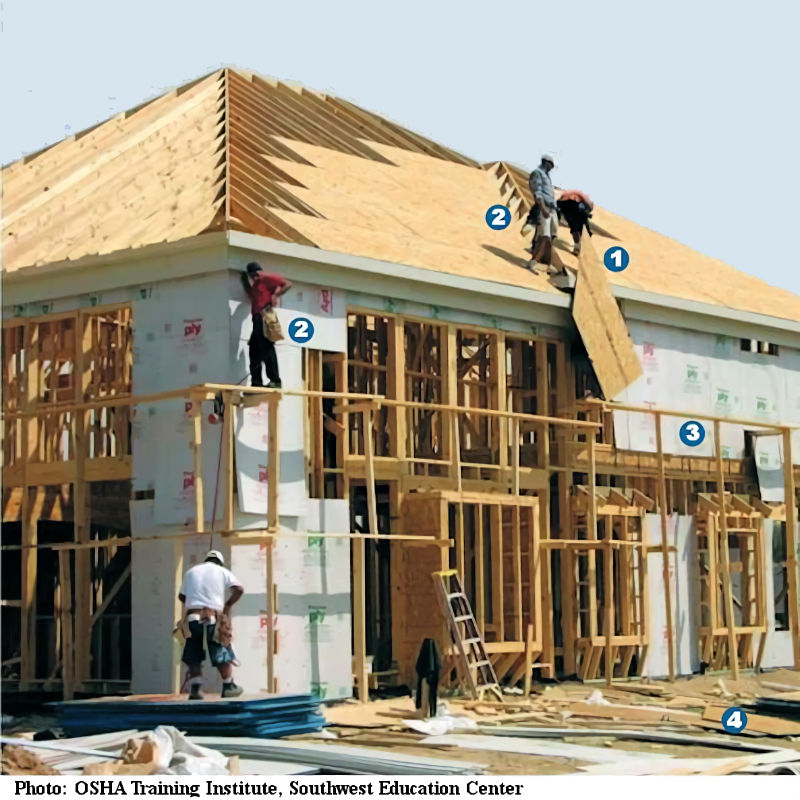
[2,67,799,702]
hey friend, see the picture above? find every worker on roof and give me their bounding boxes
[178,550,244,700]
[524,154,559,274]
[241,262,292,389]
[557,189,594,256]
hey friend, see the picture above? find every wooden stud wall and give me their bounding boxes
[5,299,798,699]
[1,306,133,692]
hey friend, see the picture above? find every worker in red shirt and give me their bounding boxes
[556,189,594,256]
[241,262,292,388]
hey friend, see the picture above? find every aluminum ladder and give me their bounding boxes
[432,569,503,702]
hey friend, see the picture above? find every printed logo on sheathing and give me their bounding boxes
[318,288,335,316]
[722,446,731,459]
[684,364,703,395]
[181,472,195,503]
[309,606,327,624]
[759,453,770,467]
[178,318,205,351]
[311,682,328,699]
[715,389,732,415]
[754,396,774,419]
[642,341,658,370]
[304,535,325,566]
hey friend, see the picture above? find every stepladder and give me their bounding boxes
[432,569,503,702]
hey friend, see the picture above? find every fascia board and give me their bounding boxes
[2,234,229,306]
[616,286,800,348]
[227,231,572,328]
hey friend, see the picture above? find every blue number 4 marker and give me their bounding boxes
[721,706,748,734]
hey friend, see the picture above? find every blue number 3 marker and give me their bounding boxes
[679,420,705,447]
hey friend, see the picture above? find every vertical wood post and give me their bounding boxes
[387,318,407,463]
[442,326,458,463]
[267,393,280,530]
[20,321,39,689]
[73,312,92,688]
[491,333,508,472]
[490,504,504,641]
[511,418,520,495]
[192,394,205,533]
[524,623,534,696]
[587,431,599,638]
[224,391,235,532]
[266,539,276,693]
[603,518,614,686]
[475,504,485,631]
[363,406,379,538]
[714,419,739,679]
[451,411,463,492]
[172,537,184,693]
[654,412,676,680]
[535,340,550,469]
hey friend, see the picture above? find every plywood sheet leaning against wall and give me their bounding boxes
[571,236,643,400]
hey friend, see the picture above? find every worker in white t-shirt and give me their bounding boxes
[178,550,244,700]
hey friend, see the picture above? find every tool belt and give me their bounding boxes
[173,607,220,643]
[260,306,284,343]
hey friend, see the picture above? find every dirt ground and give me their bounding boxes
[317,669,800,775]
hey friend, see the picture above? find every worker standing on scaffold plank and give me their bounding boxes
[241,261,292,389]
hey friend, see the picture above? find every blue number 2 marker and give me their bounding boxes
[289,317,315,343]
[485,205,511,230]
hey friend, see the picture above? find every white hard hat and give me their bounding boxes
[541,153,556,165]
[205,549,224,565]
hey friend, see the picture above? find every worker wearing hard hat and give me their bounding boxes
[177,550,244,700]
[524,154,559,273]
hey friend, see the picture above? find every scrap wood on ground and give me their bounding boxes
[3,671,800,776]
[316,671,800,775]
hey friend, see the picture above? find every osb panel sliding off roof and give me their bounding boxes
[3,68,799,323]
[572,236,643,400]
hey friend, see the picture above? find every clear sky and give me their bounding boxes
[2,0,798,294]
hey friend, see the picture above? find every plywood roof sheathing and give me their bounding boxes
[3,67,798,327]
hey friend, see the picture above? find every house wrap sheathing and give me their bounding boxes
[2,67,799,699]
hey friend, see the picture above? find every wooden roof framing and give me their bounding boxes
[3,67,799,324]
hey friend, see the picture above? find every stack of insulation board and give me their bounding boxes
[52,694,324,738]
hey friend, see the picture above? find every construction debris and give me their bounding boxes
[418,733,674,764]
[192,736,486,775]
[2,744,60,775]
[702,705,800,735]
[53,694,324,738]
